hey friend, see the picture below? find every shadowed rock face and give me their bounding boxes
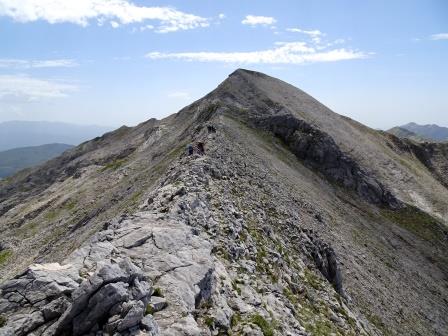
[0,69,447,336]
[254,114,401,208]
[298,229,344,296]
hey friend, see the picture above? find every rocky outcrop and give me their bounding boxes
[385,133,448,188]
[410,142,448,188]
[0,258,153,336]
[298,229,344,296]
[0,209,215,335]
[254,114,401,208]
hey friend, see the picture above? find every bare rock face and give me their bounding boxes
[0,206,216,336]
[0,258,152,336]
[298,229,344,296]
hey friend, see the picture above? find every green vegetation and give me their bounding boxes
[255,247,268,272]
[230,312,242,328]
[145,304,154,315]
[45,209,59,221]
[63,199,77,211]
[303,268,323,290]
[0,250,12,265]
[381,205,445,242]
[17,221,39,238]
[100,158,126,172]
[114,188,143,214]
[334,300,357,329]
[299,300,351,336]
[204,316,215,328]
[283,287,298,306]
[366,312,392,336]
[305,319,337,336]
[231,280,242,295]
[250,313,275,336]
[152,287,163,297]
[0,315,6,328]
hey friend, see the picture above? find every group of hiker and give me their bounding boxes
[187,142,204,156]
[186,123,216,156]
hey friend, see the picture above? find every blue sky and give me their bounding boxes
[0,0,447,129]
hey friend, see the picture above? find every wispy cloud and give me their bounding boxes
[0,75,78,100]
[286,27,323,37]
[0,0,209,33]
[430,33,448,40]
[146,41,368,65]
[286,27,325,43]
[0,58,78,69]
[242,15,276,26]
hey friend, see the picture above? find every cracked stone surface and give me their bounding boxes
[0,211,214,335]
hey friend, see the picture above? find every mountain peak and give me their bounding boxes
[229,68,269,78]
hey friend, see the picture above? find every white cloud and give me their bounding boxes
[430,33,448,40]
[286,27,325,44]
[0,58,78,69]
[218,13,226,19]
[242,15,276,26]
[286,27,323,37]
[0,0,209,33]
[146,41,368,65]
[167,91,191,99]
[0,75,78,100]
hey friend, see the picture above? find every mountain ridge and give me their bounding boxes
[387,122,448,142]
[0,69,447,336]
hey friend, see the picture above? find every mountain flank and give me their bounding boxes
[0,143,74,179]
[0,69,447,336]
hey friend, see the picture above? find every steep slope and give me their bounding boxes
[0,121,113,151]
[0,69,447,336]
[0,144,74,179]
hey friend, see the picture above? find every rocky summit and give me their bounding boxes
[0,69,447,336]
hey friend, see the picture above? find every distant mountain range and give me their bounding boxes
[388,122,448,142]
[0,143,74,178]
[0,121,113,151]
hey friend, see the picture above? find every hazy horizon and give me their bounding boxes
[1,106,448,131]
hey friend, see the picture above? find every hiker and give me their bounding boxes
[197,142,205,155]
[187,144,193,156]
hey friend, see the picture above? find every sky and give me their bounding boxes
[0,0,447,130]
